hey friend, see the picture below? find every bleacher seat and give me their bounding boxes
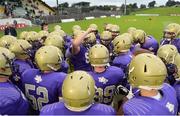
[13,7,27,17]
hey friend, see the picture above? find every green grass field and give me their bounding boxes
[0,16,180,42]
[130,7,180,16]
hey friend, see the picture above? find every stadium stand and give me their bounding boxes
[0,0,55,18]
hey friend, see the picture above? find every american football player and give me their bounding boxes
[89,24,101,43]
[72,25,81,32]
[0,47,29,115]
[40,71,116,115]
[132,29,159,54]
[19,31,28,40]
[88,44,124,105]
[54,25,62,32]
[112,34,133,73]
[65,28,95,71]
[44,35,69,73]
[119,53,178,115]
[21,46,67,114]
[160,23,180,53]
[127,27,136,36]
[157,45,179,85]
[25,31,43,58]
[100,31,113,57]
[38,30,49,43]
[110,25,120,39]
[0,35,16,49]
[105,23,113,32]
[174,54,180,113]
[9,40,34,89]
[157,44,178,64]
[53,29,72,50]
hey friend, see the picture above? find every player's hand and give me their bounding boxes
[86,27,94,33]
[166,63,178,76]
[114,85,129,96]
[114,85,134,100]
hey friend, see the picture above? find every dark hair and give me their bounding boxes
[41,22,48,30]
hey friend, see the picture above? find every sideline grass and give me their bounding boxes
[130,7,180,16]
[0,16,179,42]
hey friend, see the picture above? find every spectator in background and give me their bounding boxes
[41,22,48,31]
[4,22,17,37]
[13,20,17,27]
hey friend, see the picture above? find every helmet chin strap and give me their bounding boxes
[47,64,58,71]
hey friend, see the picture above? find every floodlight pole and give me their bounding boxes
[56,0,59,15]
[124,0,127,15]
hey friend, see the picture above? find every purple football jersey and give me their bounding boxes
[160,38,180,53]
[160,38,171,45]
[130,43,137,54]
[141,36,159,54]
[96,33,101,44]
[89,66,124,105]
[14,59,33,74]
[174,81,180,112]
[21,69,66,114]
[66,45,91,71]
[58,60,69,73]
[0,82,29,115]
[40,102,116,115]
[11,59,34,91]
[123,83,178,115]
[64,35,72,49]
[112,51,133,73]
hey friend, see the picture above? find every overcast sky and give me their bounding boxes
[42,0,180,7]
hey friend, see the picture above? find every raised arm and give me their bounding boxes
[72,28,92,55]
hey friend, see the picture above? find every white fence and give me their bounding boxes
[85,16,95,20]
[61,18,76,23]
[135,14,160,16]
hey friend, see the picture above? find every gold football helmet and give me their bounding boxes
[89,44,110,66]
[100,31,112,45]
[72,25,81,32]
[89,24,98,31]
[62,71,95,111]
[110,25,120,38]
[19,31,28,40]
[128,53,167,90]
[163,23,180,39]
[157,45,178,64]
[25,31,40,42]
[44,35,65,50]
[38,30,49,39]
[83,33,96,46]
[54,25,62,31]
[57,29,66,37]
[133,29,146,44]
[50,30,66,37]
[113,34,132,54]
[9,40,32,59]
[35,46,63,71]
[127,27,136,35]
[0,47,15,76]
[105,24,113,31]
[0,35,16,48]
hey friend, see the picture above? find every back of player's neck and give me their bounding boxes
[140,89,159,97]
[94,66,106,73]
[43,71,53,73]
[0,77,8,82]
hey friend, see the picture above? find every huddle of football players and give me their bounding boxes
[0,22,179,115]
